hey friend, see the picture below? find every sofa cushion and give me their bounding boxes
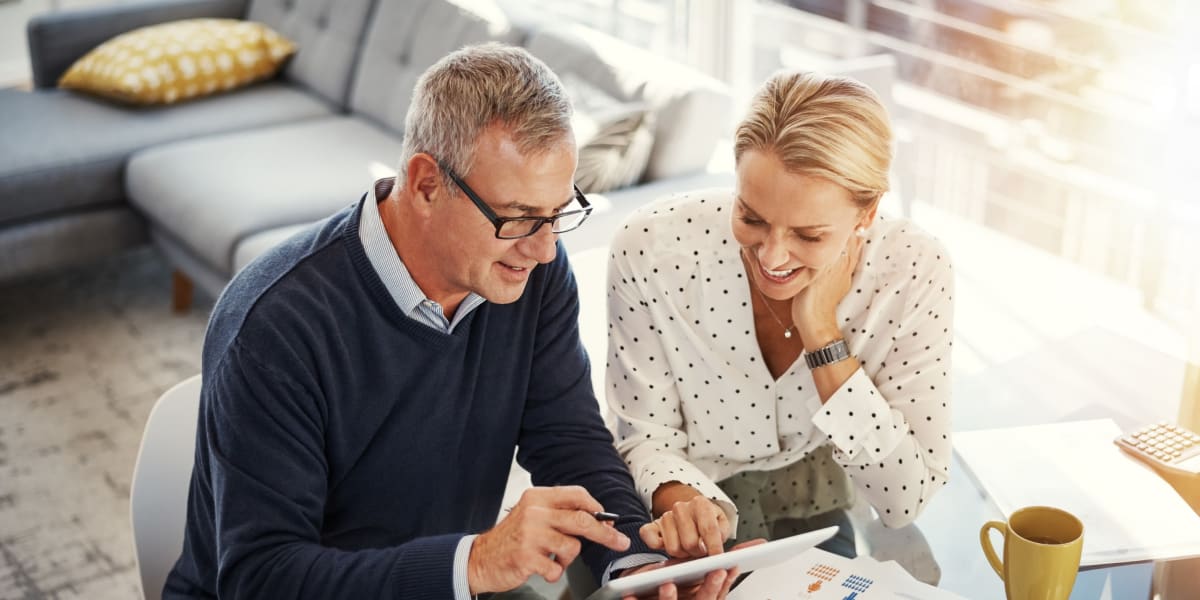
[0,83,333,226]
[348,0,522,133]
[126,116,402,276]
[524,24,731,181]
[58,18,297,105]
[562,74,656,193]
[232,223,310,274]
[26,0,248,89]
[574,104,655,194]
[247,0,376,107]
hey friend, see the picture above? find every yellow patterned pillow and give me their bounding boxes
[59,19,296,105]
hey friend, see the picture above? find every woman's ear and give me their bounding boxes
[857,197,882,231]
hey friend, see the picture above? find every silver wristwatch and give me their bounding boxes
[804,339,850,369]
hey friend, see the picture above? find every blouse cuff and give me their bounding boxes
[809,368,902,462]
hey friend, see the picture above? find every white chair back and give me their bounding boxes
[130,375,202,600]
[571,246,612,420]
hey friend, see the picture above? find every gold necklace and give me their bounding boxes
[751,281,795,338]
[741,248,796,339]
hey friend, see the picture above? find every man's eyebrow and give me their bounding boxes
[498,196,576,214]
[736,197,830,231]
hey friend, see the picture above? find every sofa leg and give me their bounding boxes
[172,270,193,314]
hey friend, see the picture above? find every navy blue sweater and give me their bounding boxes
[164,198,655,598]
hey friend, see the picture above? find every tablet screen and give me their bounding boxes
[593,525,839,599]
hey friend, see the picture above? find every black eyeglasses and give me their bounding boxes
[439,162,593,240]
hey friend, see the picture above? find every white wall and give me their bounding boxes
[0,0,124,87]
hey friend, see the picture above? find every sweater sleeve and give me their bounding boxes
[515,246,665,584]
[201,343,463,599]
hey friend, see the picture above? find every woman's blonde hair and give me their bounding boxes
[735,71,892,208]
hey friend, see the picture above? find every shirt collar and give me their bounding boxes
[358,177,486,330]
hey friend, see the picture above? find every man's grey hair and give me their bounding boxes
[399,43,573,185]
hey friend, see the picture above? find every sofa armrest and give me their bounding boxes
[27,0,248,89]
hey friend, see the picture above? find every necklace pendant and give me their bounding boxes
[784,329,793,339]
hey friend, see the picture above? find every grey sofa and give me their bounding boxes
[0,0,732,303]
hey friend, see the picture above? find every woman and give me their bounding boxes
[605,71,954,559]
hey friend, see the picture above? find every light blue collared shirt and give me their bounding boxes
[358,178,485,334]
[358,179,662,597]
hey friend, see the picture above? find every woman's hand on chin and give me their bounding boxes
[791,233,864,343]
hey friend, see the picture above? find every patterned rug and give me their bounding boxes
[0,248,212,599]
[0,248,567,599]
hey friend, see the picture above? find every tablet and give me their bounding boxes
[592,525,838,599]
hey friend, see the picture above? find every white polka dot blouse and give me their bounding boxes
[605,189,955,532]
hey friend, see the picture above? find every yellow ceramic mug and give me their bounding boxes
[979,506,1084,600]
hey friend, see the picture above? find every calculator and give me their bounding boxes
[1114,422,1200,476]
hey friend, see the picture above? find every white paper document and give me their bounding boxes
[730,547,966,600]
[954,418,1200,566]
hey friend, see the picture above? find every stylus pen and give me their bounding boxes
[502,508,620,522]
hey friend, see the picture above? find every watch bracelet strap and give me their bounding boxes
[804,339,850,369]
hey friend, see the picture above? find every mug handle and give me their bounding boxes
[979,520,1007,581]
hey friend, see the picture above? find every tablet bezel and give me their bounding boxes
[592,525,839,599]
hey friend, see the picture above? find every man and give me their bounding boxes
[163,43,736,599]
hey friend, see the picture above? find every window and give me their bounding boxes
[746,0,1200,325]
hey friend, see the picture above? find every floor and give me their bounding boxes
[0,197,1194,598]
[0,248,211,599]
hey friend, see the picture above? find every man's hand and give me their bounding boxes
[467,486,630,595]
[640,495,730,558]
[617,540,767,600]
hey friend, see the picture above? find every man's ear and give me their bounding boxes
[403,154,444,211]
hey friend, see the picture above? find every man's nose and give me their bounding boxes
[519,223,559,264]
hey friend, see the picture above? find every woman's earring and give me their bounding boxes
[855,227,867,238]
